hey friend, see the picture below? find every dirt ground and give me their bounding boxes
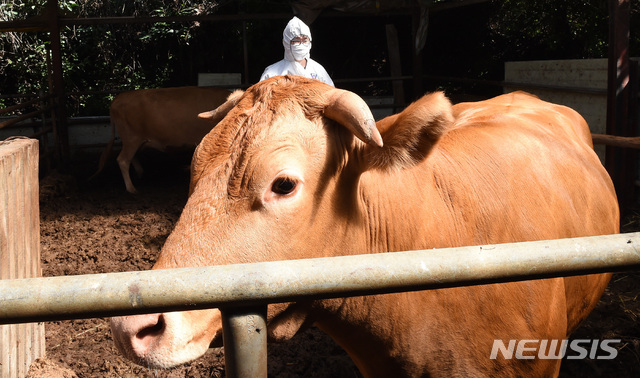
[28,149,640,377]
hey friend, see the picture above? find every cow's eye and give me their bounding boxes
[271,177,297,195]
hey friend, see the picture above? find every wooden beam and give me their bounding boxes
[412,4,425,99]
[386,24,405,111]
[46,0,69,162]
[606,0,634,210]
[593,134,640,149]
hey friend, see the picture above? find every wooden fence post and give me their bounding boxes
[0,138,45,377]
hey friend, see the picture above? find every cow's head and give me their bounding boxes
[110,75,453,368]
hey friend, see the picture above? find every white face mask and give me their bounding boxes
[291,43,311,61]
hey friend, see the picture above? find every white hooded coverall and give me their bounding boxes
[260,17,334,86]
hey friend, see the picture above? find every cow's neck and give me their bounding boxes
[355,167,462,253]
[309,168,475,377]
[311,288,466,377]
[312,294,417,377]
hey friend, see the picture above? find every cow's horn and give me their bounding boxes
[323,89,383,148]
[198,90,244,124]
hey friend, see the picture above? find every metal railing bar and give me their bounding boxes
[0,232,639,325]
[220,307,268,378]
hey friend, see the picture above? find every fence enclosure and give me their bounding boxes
[1,231,640,377]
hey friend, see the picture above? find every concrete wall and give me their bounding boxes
[0,119,112,153]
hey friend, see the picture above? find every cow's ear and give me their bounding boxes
[364,91,453,171]
[198,89,244,124]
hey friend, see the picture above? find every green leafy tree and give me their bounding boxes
[489,0,611,61]
[1,0,223,114]
[3,0,638,114]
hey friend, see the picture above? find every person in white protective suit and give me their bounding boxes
[260,17,334,86]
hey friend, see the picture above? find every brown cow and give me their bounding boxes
[110,76,618,377]
[91,86,231,193]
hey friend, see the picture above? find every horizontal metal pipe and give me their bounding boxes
[1,233,640,325]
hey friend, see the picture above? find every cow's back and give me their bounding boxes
[110,87,231,147]
[451,91,595,148]
[431,92,618,242]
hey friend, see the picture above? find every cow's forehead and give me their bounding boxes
[223,79,331,150]
[192,81,329,195]
[225,96,317,154]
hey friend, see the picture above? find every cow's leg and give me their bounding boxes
[117,140,144,194]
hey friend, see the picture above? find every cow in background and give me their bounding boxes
[91,86,231,193]
[110,76,618,376]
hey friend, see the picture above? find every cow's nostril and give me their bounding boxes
[136,315,165,340]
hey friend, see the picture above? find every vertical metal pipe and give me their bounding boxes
[221,306,268,378]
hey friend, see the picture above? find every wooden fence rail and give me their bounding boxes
[592,133,640,149]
